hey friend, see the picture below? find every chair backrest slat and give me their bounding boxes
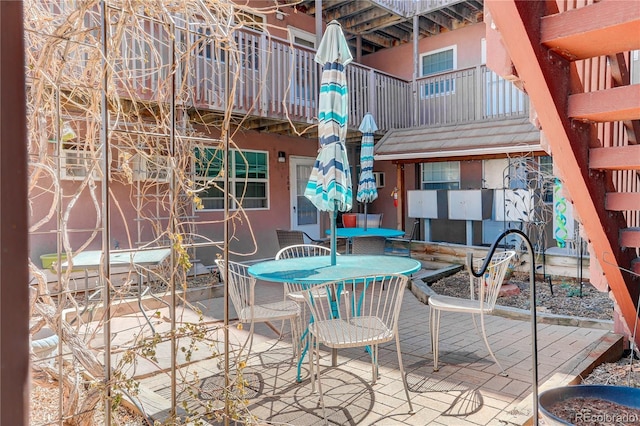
[276,244,331,260]
[302,274,408,344]
[215,259,255,321]
[469,250,516,310]
[276,244,333,298]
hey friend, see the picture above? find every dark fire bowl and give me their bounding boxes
[538,385,640,426]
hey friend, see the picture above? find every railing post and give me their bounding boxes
[368,68,377,122]
[475,65,484,121]
[413,15,419,127]
[260,32,268,116]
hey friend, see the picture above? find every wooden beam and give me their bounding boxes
[590,145,640,171]
[449,3,477,22]
[374,25,411,43]
[358,32,396,49]
[321,1,373,21]
[0,2,29,425]
[541,0,640,61]
[416,17,440,35]
[415,0,469,16]
[568,85,640,123]
[340,5,389,27]
[423,12,453,31]
[439,6,466,22]
[485,0,639,347]
[345,14,405,35]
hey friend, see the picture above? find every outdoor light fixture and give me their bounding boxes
[277,151,286,163]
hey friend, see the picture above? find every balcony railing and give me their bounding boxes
[33,6,530,135]
[416,65,529,126]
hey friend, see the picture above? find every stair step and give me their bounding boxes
[540,0,640,61]
[620,227,640,248]
[569,85,640,122]
[632,258,640,277]
[606,192,640,211]
[590,145,640,170]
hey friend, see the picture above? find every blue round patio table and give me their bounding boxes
[248,254,421,381]
[326,227,404,238]
[248,254,420,284]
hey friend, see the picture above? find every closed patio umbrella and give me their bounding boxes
[304,20,353,265]
[356,113,378,230]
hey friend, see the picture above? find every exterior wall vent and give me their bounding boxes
[373,171,385,188]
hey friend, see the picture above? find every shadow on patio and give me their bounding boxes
[101,275,622,426]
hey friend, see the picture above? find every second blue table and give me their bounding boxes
[326,227,404,239]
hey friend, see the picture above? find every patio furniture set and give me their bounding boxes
[213,229,516,424]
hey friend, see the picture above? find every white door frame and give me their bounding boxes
[289,156,320,239]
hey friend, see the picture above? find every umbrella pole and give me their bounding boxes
[363,203,368,231]
[331,205,337,265]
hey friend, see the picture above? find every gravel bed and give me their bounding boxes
[429,270,614,321]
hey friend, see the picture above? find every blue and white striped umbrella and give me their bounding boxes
[304,20,353,264]
[356,113,378,204]
[304,20,353,212]
[356,113,378,230]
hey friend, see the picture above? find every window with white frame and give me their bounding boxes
[236,10,265,32]
[420,45,456,97]
[195,147,268,210]
[60,148,101,180]
[288,27,316,106]
[288,26,315,48]
[539,156,554,203]
[421,161,460,190]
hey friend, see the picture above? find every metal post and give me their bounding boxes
[223,48,231,426]
[315,0,322,47]
[331,206,337,265]
[412,15,419,127]
[467,229,539,424]
[168,20,177,419]
[100,3,113,423]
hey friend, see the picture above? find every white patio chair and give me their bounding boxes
[428,250,516,376]
[215,259,301,359]
[275,244,335,303]
[301,274,414,422]
[275,244,338,357]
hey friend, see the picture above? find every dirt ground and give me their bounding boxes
[429,270,614,321]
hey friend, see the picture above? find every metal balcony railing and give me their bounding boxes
[33,5,530,134]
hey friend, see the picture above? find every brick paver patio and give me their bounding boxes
[120,277,620,425]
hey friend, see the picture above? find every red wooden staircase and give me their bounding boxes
[486,0,640,347]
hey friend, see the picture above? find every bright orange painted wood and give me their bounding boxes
[541,0,640,61]
[620,228,640,248]
[605,192,640,211]
[485,0,640,347]
[569,85,640,122]
[590,145,640,170]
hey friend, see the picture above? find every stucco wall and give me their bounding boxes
[29,129,321,268]
[360,23,486,80]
